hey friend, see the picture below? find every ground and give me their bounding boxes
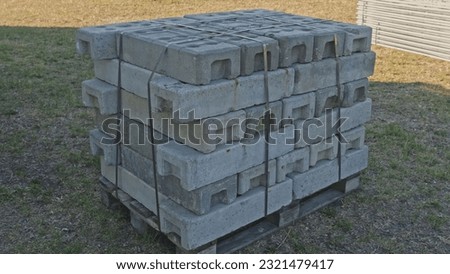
[0,0,449,253]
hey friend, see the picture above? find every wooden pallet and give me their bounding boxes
[98,173,360,254]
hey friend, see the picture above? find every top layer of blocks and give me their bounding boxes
[77,9,372,85]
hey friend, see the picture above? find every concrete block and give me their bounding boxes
[161,174,238,215]
[76,20,164,59]
[341,98,372,132]
[261,14,346,60]
[159,178,292,250]
[156,125,295,191]
[100,158,162,214]
[250,26,314,67]
[334,175,360,193]
[121,89,246,153]
[184,11,250,21]
[119,61,166,99]
[89,129,119,165]
[311,28,346,61]
[309,135,338,167]
[237,160,276,195]
[93,59,119,86]
[317,21,372,55]
[121,144,156,186]
[244,101,283,133]
[122,27,241,85]
[99,156,116,183]
[150,67,294,121]
[340,126,365,156]
[94,109,118,137]
[341,145,368,179]
[340,52,376,83]
[342,78,368,107]
[120,145,238,215]
[76,17,199,60]
[81,79,118,115]
[314,86,343,117]
[292,59,336,94]
[121,116,168,160]
[293,52,375,94]
[291,158,339,200]
[282,92,315,123]
[294,98,372,148]
[276,147,310,183]
[342,25,372,55]
[214,33,280,75]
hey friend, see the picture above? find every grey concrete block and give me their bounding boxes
[341,145,368,179]
[76,20,161,59]
[294,98,372,148]
[120,144,156,186]
[92,111,163,161]
[276,147,310,183]
[214,33,280,75]
[237,160,276,195]
[311,28,346,61]
[318,21,372,55]
[120,61,168,98]
[293,52,375,95]
[120,145,238,215]
[161,173,238,215]
[156,125,295,191]
[121,116,167,160]
[94,109,118,137]
[314,86,344,117]
[244,101,283,133]
[341,98,372,132]
[340,126,365,156]
[250,26,314,67]
[100,159,163,214]
[159,178,292,250]
[150,67,294,121]
[93,59,119,86]
[89,129,119,165]
[81,79,118,115]
[309,135,339,167]
[291,158,339,200]
[122,27,241,85]
[76,17,199,60]
[340,52,376,83]
[334,175,360,193]
[257,14,346,60]
[282,92,315,123]
[292,58,336,94]
[121,89,246,153]
[184,11,250,21]
[342,78,368,107]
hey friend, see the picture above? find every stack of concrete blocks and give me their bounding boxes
[77,9,375,251]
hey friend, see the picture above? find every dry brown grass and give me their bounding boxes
[0,0,357,27]
[1,0,448,92]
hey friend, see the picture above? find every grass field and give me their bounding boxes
[0,0,449,253]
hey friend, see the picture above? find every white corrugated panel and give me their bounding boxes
[357,0,450,61]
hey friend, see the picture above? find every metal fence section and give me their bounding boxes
[357,0,450,61]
